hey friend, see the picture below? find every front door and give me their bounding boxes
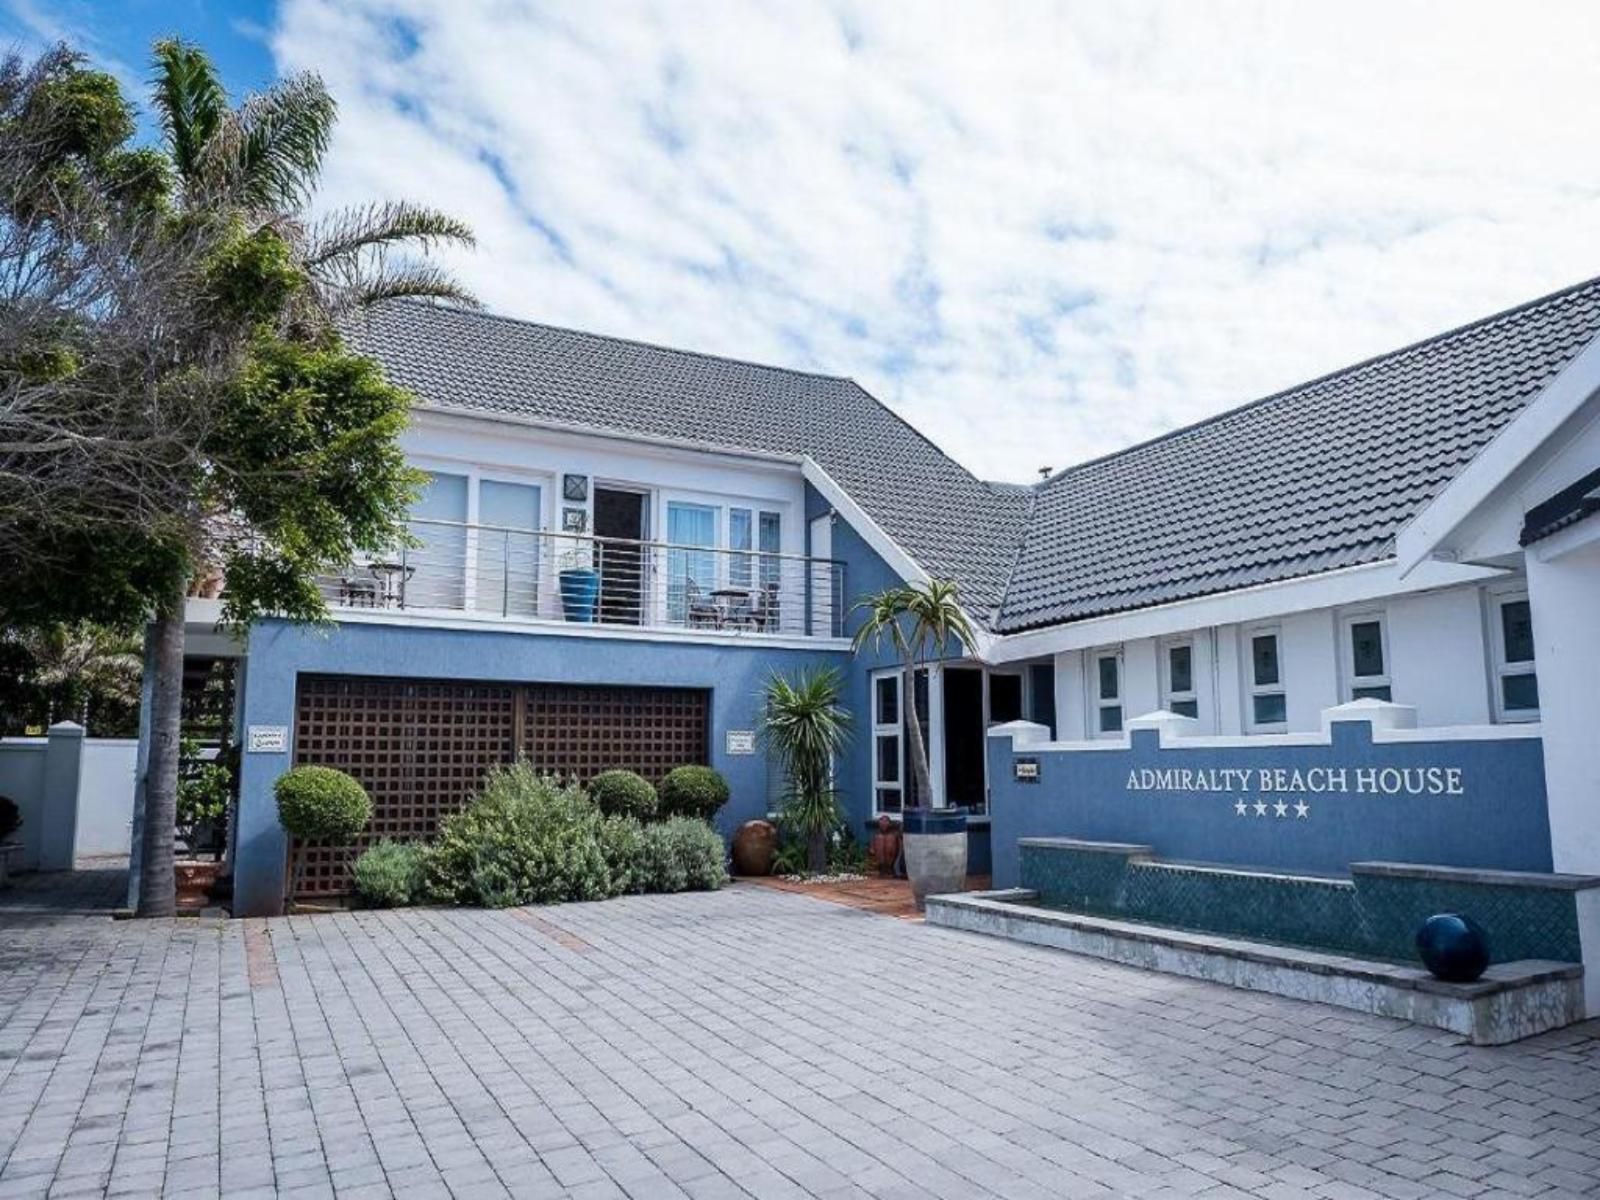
[593,488,647,624]
[943,666,986,813]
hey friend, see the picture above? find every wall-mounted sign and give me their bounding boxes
[562,506,587,532]
[246,725,289,754]
[562,473,589,501]
[1014,757,1040,783]
[725,730,756,755]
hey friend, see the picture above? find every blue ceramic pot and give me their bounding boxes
[558,568,600,623]
[1416,913,1490,983]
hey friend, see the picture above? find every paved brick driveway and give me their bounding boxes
[2,866,1600,1199]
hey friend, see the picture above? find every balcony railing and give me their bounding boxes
[318,518,846,639]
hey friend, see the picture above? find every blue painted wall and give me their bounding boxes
[988,720,1552,887]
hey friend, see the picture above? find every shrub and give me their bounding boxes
[352,840,427,907]
[596,815,645,896]
[658,765,729,821]
[639,818,727,893]
[275,766,372,842]
[587,770,658,821]
[425,763,609,908]
[0,796,20,843]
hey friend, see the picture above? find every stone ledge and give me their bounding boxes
[1017,837,1152,856]
[925,890,1585,1045]
[1350,861,1600,890]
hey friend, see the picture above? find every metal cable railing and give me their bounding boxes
[318,518,846,638]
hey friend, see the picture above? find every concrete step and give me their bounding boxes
[925,888,1584,1044]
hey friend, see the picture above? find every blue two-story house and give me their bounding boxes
[176,274,1600,1001]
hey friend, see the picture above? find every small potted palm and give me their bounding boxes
[762,667,850,874]
[852,579,976,909]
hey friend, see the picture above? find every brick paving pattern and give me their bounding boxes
[2,868,1599,1198]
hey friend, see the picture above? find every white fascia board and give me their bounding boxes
[984,556,1503,663]
[798,458,998,660]
[1395,332,1600,574]
[410,404,807,473]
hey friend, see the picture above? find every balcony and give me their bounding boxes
[318,518,846,640]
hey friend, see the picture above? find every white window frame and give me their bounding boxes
[1160,637,1199,720]
[1488,587,1539,723]
[1088,648,1123,738]
[871,668,905,815]
[1245,625,1287,733]
[1339,610,1392,703]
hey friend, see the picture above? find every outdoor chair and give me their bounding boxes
[684,579,721,628]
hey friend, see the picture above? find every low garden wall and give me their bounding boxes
[0,725,136,869]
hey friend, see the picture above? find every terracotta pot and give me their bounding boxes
[731,819,778,876]
[174,859,221,911]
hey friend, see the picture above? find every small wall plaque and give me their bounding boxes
[562,473,589,502]
[725,730,757,755]
[562,506,587,532]
[1014,757,1040,783]
[247,725,289,754]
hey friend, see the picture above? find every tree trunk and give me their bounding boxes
[807,828,827,874]
[136,582,186,917]
[903,663,934,808]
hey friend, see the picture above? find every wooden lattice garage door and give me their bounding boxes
[290,674,709,897]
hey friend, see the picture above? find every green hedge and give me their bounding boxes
[658,765,729,821]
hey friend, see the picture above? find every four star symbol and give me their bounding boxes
[1230,798,1313,819]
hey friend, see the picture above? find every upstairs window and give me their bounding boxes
[1247,628,1286,731]
[1491,592,1539,721]
[1093,650,1122,735]
[1162,640,1198,719]
[1343,613,1392,702]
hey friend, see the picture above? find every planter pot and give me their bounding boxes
[558,568,600,623]
[901,808,967,910]
[731,819,778,876]
[174,859,220,911]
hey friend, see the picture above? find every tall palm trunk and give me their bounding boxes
[903,662,934,808]
[136,580,186,917]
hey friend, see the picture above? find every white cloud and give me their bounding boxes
[271,0,1600,481]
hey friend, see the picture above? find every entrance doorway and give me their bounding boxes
[943,666,986,812]
[593,488,647,624]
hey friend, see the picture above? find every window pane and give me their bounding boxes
[1099,704,1123,733]
[407,472,469,609]
[1501,600,1535,664]
[1350,620,1385,678]
[666,502,718,622]
[1253,692,1286,725]
[1251,635,1279,687]
[875,734,900,783]
[876,787,903,814]
[1502,672,1539,712]
[1352,685,1392,702]
[476,481,542,617]
[758,511,781,553]
[875,676,898,726]
[1171,699,1199,719]
[1097,655,1119,700]
[989,675,1022,723]
[729,509,752,587]
[1168,644,1193,695]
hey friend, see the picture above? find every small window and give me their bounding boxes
[1343,614,1392,702]
[871,670,904,813]
[1094,651,1122,735]
[1248,630,1286,730]
[989,673,1023,724]
[1491,593,1539,721]
[1162,640,1198,719]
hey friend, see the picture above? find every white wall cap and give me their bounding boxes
[46,721,85,736]
[986,720,1052,746]
[1126,710,1202,740]
[1321,698,1418,736]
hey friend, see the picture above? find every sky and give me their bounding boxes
[7,2,1600,483]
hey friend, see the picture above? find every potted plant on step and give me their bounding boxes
[762,667,850,874]
[852,579,976,909]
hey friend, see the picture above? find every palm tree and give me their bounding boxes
[762,667,850,872]
[850,580,976,809]
[10,623,142,727]
[135,41,475,917]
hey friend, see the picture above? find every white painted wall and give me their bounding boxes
[1387,587,1492,725]
[1053,649,1087,743]
[77,740,138,858]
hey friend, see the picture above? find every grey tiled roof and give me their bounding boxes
[995,277,1600,632]
[346,302,1032,624]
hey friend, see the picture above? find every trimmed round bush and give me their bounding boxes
[658,765,730,821]
[352,840,427,907]
[275,766,371,842]
[587,770,658,821]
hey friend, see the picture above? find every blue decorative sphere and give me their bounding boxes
[1416,913,1490,982]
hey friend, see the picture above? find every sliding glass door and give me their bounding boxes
[476,480,542,617]
[666,502,718,624]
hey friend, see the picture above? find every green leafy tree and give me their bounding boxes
[850,580,976,808]
[4,622,142,729]
[761,667,850,872]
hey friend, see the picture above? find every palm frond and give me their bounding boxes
[220,71,336,211]
[150,39,227,185]
[304,201,475,269]
[325,262,482,314]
